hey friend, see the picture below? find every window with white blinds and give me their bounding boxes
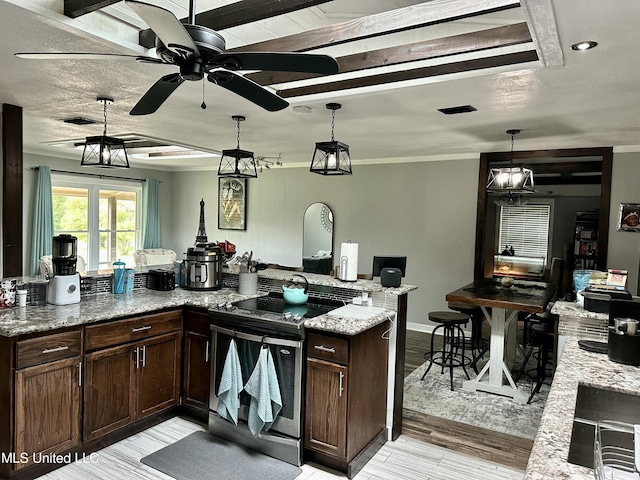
[498,203,551,259]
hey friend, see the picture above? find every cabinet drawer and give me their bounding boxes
[16,330,82,369]
[307,332,349,364]
[184,309,211,335]
[85,310,182,351]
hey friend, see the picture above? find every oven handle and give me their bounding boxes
[210,324,303,349]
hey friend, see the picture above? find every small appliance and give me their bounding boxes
[380,267,402,288]
[47,234,81,305]
[183,243,223,290]
[147,268,175,291]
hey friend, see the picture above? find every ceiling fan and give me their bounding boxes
[15,0,339,114]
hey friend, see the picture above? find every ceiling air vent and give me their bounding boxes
[437,105,477,115]
[62,117,97,125]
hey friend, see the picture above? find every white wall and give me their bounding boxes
[168,159,480,327]
[22,153,175,274]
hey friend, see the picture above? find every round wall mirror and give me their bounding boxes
[302,202,334,275]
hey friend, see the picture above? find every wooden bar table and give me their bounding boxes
[446,280,555,403]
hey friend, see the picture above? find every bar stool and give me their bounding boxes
[421,311,471,391]
[525,322,555,404]
[448,303,489,373]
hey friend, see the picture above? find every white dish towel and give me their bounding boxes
[244,345,282,437]
[216,338,243,425]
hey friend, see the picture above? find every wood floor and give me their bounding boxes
[402,330,533,472]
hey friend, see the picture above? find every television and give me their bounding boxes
[372,255,407,277]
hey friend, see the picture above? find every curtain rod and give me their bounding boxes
[31,167,161,183]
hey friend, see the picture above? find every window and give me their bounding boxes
[51,175,141,270]
[497,202,552,261]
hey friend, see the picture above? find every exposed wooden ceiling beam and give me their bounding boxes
[277,50,537,98]
[230,0,521,53]
[64,0,119,18]
[535,175,602,186]
[139,0,333,48]
[248,23,531,86]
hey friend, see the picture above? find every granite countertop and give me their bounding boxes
[552,300,609,321]
[0,288,395,338]
[525,338,640,479]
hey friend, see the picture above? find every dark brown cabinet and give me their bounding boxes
[304,322,389,478]
[13,330,83,470]
[182,309,211,417]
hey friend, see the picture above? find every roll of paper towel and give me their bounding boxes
[339,242,358,282]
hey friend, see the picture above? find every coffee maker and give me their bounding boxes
[47,234,81,305]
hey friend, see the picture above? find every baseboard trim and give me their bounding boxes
[407,322,437,334]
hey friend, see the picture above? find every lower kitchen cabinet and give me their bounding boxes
[304,322,389,478]
[182,309,211,417]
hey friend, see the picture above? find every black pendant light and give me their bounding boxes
[310,103,352,175]
[218,115,257,178]
[486,129,534,194]
[80,96,129,168]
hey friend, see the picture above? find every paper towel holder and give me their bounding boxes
[338,241,358,282]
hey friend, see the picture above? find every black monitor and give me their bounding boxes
[372,255,407,277]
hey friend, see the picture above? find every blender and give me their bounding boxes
[47,234,81,305]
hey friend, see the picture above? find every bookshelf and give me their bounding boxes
[573,211,599,270]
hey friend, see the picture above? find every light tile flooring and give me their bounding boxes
[36,416,524,480]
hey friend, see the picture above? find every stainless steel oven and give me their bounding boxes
[208,295,338,466]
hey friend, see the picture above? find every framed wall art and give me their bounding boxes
[218,178,246,230]
[617,203,640,232]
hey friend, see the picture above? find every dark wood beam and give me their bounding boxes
[248,22,531,85]
[64,0,120,18]
[139,0,334,48]
[489,161,603,174]
[534,175,602,186]
[2,104,23,277]
[486,148,615,162]
[277,50,537,98]
[229,0,520,53]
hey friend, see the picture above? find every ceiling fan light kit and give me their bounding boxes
[310,103,352,176]
[486,129,534,194]
[218,115,257,179]
[80,96,130,169]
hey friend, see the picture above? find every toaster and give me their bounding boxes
[147,269,175,291]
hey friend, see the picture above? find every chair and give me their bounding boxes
[448,303,488,373]
[133,248,177,268]
[421,311,472,391]
[39,255,86,276]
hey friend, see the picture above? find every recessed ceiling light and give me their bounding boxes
[571,41,598,51]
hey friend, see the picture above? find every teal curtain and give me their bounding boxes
[141,178,160,248]
[30,166,54,275]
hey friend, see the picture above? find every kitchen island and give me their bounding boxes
[526,303,640,479]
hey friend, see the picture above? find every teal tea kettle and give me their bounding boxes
[282,274,309,305]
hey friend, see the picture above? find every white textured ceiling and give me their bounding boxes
[3,0,640,171]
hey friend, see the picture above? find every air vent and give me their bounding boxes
[63,117,97,125]
[437,105,477,115]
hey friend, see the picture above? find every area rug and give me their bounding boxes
[403,356,549,440]
[140,431,302,480]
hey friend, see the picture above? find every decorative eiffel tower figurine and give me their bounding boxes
[195,198,208,244]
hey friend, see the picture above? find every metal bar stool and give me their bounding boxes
[448,303,489,374]
[421,311,472,391]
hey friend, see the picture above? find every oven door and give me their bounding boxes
[209,325,303,439]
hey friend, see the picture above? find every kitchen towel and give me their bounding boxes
[216,339,243,425]
[244,345,282,437]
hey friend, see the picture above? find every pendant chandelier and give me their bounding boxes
[80,96,129,168]
[486,129,534,194]
[310,103,352,175]
[218,115,257,178]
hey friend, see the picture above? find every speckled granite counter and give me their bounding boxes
[553,300,609,341]
[305,307,396,336]
[525,338,640,479]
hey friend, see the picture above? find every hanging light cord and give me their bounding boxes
[236,117,241,149]
[330,108,336,141]
[510,131,515,164]
[102,100,108,137]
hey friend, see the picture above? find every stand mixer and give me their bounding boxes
[47,234,81,305]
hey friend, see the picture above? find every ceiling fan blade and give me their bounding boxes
[130,73,185,115]
[15,52,163,63]
[208,70,288,112]
[214,52,339,74]
[125,1,199,58]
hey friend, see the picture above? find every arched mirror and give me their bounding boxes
[302,202,334,275]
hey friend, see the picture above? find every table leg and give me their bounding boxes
[462,307,528,403]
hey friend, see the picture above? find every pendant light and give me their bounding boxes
[218,115,257,178]
[486,129,534,193]
[310,103,352,175]
[80,96,129,168]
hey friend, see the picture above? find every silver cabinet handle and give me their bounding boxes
[205,340,210,363]
[132,325,151,333]
[42,345,69,354]
[78,361,82,387]
[339,372,344,397]
[134,347,139,369]
[141,345,146,367]
[314,345,336,353]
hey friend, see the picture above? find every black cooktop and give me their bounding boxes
[232,294,338,319]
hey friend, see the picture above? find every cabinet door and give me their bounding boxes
[304,358,348,458]
[183,330,210,413]
[83,344,136,441]
[15,357,81,469]
[137,331,182,419]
